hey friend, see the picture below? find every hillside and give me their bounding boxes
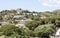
[0,9,60,38]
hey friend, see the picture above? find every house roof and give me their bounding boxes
[13,15,22,18]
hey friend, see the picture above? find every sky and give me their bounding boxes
[0,0,60,12]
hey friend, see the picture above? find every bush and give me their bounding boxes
[0,24,18,36]
[25,21,40,30]
[0,24,33,37]
[34,24,55,38]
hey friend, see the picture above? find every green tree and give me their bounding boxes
[0,24,33,37]
[34,24,55,38]
[25,21,40,30]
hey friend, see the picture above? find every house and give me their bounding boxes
[26,13,30,15]
[18,19,28,24]
[13,15,22,19]
[14,18,28,24]
[33,13,38,16]
[16,9,23,14]
[16,24,26,28]
[40,16,46,19]
[14,18,32,24]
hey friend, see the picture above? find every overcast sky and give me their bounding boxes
[0,0,60,12]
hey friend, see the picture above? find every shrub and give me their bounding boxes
[34,24,55,38]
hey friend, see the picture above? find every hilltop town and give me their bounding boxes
[0,8,60,38]
[0,9,38,27]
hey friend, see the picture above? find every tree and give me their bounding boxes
[0,24,18,36]
[34,24,55,38]
[25,21,40,30]
[0,24,33,37]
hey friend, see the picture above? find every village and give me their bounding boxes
[0,9,60,38]
[0,9,38,28]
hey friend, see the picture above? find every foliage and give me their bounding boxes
[34,24,55,38]
[55,20,60,27]
[0,24,32,37]
[25,20,40,30]
[0,8,60,37]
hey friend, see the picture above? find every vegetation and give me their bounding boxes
[0,24,32,38]
[0,8,60,38]
[34,24,55,38]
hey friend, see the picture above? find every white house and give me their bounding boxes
[18,19,28,24]
[40,16,46,19]
[13,15,22,19]
[33,13,38,16]
[16,24,26,28]
[16,9,23,14]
